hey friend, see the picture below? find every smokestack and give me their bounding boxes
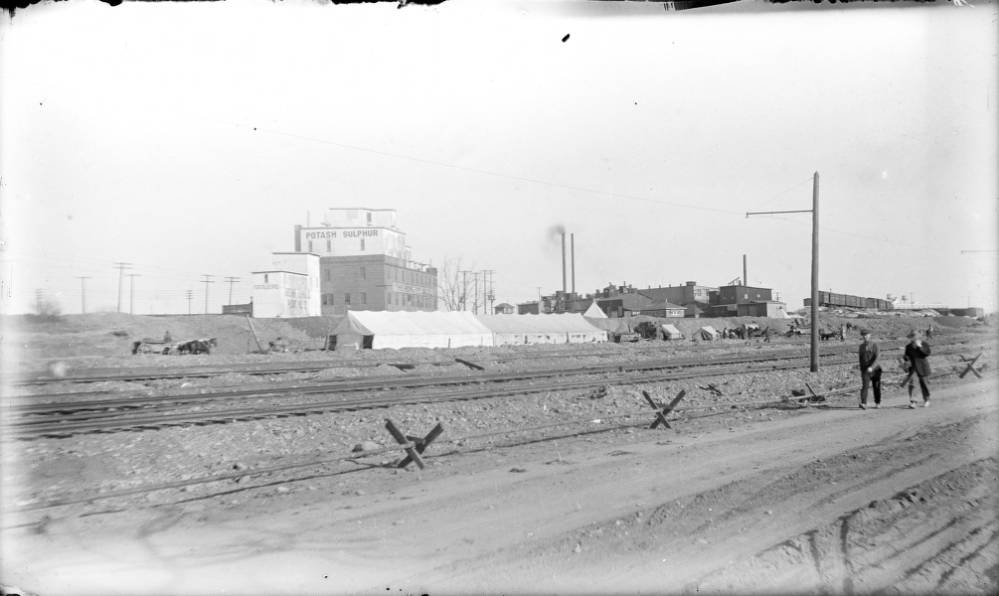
[561,231,567,293]
[743,254,747,287]
[571,233,576,295]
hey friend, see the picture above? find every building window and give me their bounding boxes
[264,273,269,283]
[344,293,351,305]
[326,239,331,253]
[360,238,365,251]
[361,292,367,305]
[324,268,330,282]
[366,212,372,225]
[308,240,313,253]
[360,266,366,280]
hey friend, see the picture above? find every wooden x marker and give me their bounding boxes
[959,353,984,380]
[642,389,686,430]
[384,419,444,469]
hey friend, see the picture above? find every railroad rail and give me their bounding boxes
[5,338,989,439]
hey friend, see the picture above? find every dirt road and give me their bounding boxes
[3,377,997,595]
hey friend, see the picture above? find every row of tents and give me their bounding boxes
[331,304,705,350]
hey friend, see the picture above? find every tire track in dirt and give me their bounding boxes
[410,384,998,594]
[694,457,999,595]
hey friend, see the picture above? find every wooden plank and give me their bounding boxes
[397,423,445,469]
[385,419,425,469]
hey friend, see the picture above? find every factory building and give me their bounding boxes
[251,252,321,318]
[708,284,778,317]
[293,208,437,316]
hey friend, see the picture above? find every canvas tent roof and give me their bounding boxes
[333,311,493,350]
[697,325,720,340]
[585,317,630,334]
[661,323,683,339]
[582,302,606,318]
[478,313,607,345]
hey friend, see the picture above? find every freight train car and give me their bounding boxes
[806,292,893,310]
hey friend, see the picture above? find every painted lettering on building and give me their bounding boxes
[303,228,380,240]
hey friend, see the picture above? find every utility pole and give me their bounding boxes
[224,276,241,305]
[185,290,194,315]
[484,269,495,314]
[536,286,543,314]
[472,271,481,315]
[74,276,91,314]
[35,288,43,314]
[746,171,820,372]
[113,262,132,313]
[127,273,140,315]
[459,270,470,311]
[201,274,215,314]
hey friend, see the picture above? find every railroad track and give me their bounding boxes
[5,339,989,439]
[7,334,964,387]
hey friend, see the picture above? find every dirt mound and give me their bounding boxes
[0,313,341,362]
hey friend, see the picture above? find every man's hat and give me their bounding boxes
[907,329,917,338]
[860,328,871,335]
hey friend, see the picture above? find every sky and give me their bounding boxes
[1,0,997,315]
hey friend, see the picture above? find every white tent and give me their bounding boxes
[477,313,607,345]
[697,325,720,340]
[661,323,683,340]
[333,311,493,350]
[582,302,607,319]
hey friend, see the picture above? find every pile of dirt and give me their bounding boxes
[0,313,343,363]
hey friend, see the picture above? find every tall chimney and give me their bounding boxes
[571,233,576,295]
[743,254,747,287]
[561,231,567,294]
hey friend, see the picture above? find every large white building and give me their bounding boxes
[294,208,411,261]
[251,252,321,318]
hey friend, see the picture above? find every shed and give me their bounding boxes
[478,314,607,345]
[333,311,493,350]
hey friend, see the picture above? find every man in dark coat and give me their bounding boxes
[858,329,882,409]
[903,329,932,408]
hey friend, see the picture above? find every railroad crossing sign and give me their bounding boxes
[642,389,686,430]
[958,352,985,380]
[384,419,444,469]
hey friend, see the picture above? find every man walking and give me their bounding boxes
[858,329,882,409]
[903,329,932,408]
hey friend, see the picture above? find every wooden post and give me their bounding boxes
[810,171,820,373]
[245,314,264,353]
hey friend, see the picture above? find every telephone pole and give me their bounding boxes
[483,269,495,314]
[201,274,215,314]
[746,171,820,372]
[185,290,194,315]
[224,276,241,305]
[459,270,471,311]
[75,276,91,314]
[113,262,132,313]
[127,273,141,315]
[472,271,481,314]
